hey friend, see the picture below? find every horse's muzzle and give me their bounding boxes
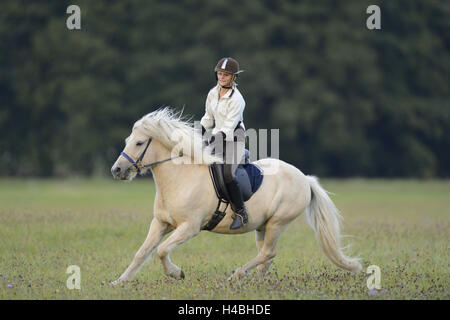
[111,164,132,180]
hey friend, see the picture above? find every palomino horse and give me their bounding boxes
[110,108,362,284]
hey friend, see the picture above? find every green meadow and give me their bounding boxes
[0,178,448,299]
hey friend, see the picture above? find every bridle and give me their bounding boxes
[120,138,182,174]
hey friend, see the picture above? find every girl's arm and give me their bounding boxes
[200,92,214,130]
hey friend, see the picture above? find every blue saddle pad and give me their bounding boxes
[242,163,264,193]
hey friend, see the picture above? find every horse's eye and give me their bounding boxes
[136,141,144,146]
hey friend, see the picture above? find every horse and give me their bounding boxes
[110,107,362,284]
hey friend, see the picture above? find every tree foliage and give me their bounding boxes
[0,0,448,177]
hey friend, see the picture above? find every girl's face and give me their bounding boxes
[217,71,233,87]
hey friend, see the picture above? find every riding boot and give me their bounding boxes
[226,179,248,230]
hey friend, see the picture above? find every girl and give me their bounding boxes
[200,57,248,230]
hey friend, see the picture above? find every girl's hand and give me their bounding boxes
[209,131,226,145]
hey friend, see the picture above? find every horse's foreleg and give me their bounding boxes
[113,218,169,284]
[157,222,200,279]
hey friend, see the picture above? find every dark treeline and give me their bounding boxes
[0,0,449,177]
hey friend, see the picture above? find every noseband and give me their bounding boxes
[120,138,181,174]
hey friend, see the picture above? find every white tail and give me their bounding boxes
[305,176,362,273]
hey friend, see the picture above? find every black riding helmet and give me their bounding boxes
[214,57,244,88]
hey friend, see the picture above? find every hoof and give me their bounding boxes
[227,269,246,281]
[110,279,127,286]
[227,269,237,281]
[227,274,240,281]
[110,280,119,286]
[180,270,185,279]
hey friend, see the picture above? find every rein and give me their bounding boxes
[120,138,182,173]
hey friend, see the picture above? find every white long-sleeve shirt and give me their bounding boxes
[200,82,246,142]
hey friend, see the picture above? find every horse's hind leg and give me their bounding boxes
[228,221,288,280]
[113,218,169,284]
[254,229,274,275]
[255,229,265,251]
[157,222,200,279]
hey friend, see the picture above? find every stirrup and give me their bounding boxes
[230,208,248,230]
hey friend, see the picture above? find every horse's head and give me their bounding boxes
[112,108,223,180]
[111,126,157,181]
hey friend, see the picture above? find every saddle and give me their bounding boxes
[202,150,264,231]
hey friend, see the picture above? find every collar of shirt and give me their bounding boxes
[214,82,237,99]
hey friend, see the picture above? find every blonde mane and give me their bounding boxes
[134,107,222,165]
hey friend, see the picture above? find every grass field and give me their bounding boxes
[0,178,448,300]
